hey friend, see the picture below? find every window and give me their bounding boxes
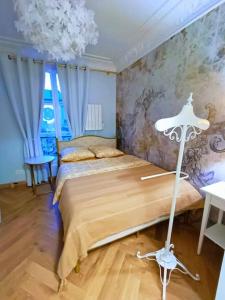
[40,72,71,156]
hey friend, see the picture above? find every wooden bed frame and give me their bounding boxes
[56,135,117,165]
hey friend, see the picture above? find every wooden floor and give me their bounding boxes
[0,184,223,300]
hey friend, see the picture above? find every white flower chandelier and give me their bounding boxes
[14,0,99,61]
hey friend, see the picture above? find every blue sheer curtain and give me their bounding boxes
[57,64,89,138]
[0,53,47,185]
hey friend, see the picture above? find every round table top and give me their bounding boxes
[25,155,55,165]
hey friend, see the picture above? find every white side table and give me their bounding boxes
[197,182,225,300]
[25,155,55,194]
[197,181,225,255]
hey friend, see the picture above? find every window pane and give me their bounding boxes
[41,137,57,156]
[58,91,71,138]
[40,71,71,156]
[45,72,52,90]
[40,88,56,137]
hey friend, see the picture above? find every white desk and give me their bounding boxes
[198,182,225,300]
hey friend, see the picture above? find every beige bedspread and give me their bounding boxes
[57,163,202,280]
[53,155,150,204]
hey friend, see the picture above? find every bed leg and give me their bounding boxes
[136,231,140,238]
[74,261,80,273]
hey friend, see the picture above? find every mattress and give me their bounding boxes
[53,154,150,204]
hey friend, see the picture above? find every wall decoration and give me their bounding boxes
[117,3,225,191]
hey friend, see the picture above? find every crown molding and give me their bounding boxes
[115,0,225,72]
[0,36,117,72]
[1,0,224,74]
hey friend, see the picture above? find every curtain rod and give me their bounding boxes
[8,54,117,75]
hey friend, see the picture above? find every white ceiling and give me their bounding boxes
[0,0,224,72]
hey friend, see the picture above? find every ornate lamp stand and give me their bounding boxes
[137,93,210,300]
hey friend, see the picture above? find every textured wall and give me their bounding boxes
[117,5,225,191]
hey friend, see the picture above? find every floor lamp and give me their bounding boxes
[137,93,210,300]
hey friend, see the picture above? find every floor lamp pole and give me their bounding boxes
[165,125,187,250]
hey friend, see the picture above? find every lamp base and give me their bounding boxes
[137,244,200,300]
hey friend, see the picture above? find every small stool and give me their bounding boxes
[25,155,55,194]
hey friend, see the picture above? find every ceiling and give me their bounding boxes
[0,0,224,72]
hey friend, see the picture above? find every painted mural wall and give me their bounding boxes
[117,4,225,191]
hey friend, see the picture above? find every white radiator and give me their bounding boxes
[85,104,103,130]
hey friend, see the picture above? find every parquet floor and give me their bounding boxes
[0,184,223,300]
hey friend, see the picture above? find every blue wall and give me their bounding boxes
[0,70,116,184]
[85,71,116,137]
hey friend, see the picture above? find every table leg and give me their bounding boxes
[30,165,36,195]
[197,194,211,255]
[48,162,53,191]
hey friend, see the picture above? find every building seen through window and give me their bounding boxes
[40,72,71,156]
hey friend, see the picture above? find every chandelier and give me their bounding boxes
[14,0,99,61]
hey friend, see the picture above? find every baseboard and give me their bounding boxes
[0,178,56,190]
[0,181,27,190]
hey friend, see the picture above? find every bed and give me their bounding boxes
[54,135,202,285]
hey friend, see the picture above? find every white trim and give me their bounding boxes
[0,0,224,72]
[116,0,225,72]
[0,35,116,72]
